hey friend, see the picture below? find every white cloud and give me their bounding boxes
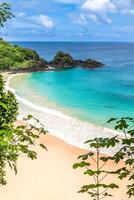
[72,14,88,25]
[88,14,99,23]
[81,0,115,24]
[113,0,134,15]
[82,0,115,12]
[80,0,134,24]
[88,13,112,24]
[36,15,54,29]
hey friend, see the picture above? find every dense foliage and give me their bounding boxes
[73,117,134,200]
[0,3,14,27]
[0,39,46,70]
[53,51,73,65]
[0,75,47,185]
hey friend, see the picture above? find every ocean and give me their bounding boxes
[10,42,134,128]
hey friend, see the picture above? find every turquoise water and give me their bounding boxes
[11,42,134,127]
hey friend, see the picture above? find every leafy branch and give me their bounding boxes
[73,117,134,199]
[0,75,47,185]
[0,2,14,28]
[73,138,119,200]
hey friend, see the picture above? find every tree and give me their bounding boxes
[73,117,134,199]
[0,2,14,28]
[0,75,47,185]
[106,118,134,198]
[73,138,119,200]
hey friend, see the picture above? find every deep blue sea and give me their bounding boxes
[11,42,134,127]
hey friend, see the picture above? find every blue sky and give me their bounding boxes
[1,0,134,41]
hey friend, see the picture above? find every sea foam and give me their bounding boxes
[6,73,122,154]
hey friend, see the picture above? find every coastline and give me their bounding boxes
[1,72,132,200]
[4,71,122,154]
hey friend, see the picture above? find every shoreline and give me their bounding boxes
[3,71,121,154]
[1,72,131,200]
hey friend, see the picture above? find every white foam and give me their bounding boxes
[6,73,123,154]
[6,74,71,119]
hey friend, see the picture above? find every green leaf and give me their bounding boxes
[0,101,7,109]
[125,159,134,166]
[84,169,97,176]
[127,184,134,198]
[27,114,33,120]
[40,143,47,151]
[107,118,117,123]
[108,183,119,189]
[78,152,94,160]
[73,162,90,169]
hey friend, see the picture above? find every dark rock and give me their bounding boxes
[49,51,74,69]
[47,51,104,70]
[81,59,104,68]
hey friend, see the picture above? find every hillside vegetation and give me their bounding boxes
[0,39,47,70]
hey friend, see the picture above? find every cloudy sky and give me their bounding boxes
[1,0,134,41]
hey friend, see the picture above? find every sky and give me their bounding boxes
[1,0,134,41]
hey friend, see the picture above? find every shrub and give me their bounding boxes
[0,40,42,70]
[0,75,47,185]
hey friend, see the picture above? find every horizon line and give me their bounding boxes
[8,40,134,43]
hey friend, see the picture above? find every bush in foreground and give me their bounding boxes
[73,117,134,200]
[0,75,47,185]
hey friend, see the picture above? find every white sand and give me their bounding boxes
[5,72,122,155]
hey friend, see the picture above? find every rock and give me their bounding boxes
[50,51,73,69]
[81,59,104,68]
[47,51,104,70]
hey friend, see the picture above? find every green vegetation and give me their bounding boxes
[0,75,47,185]
[0,3,47,71]
[73,117,134,200]
[53,51,73,65]
[73,139,119,200]
[0,2,14,27]
[0,39,46,70]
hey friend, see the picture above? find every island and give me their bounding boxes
[48,51,104,70]
[0,39,104,73]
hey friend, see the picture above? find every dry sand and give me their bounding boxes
[0,131,130,200]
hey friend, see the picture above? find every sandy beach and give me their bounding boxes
[5,72,122,155]
[0,130,130,200]
[0,72,132,200]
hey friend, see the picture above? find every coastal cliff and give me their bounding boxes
[0,40,104,72]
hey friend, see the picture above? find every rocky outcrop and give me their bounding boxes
[45,51,104,70]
